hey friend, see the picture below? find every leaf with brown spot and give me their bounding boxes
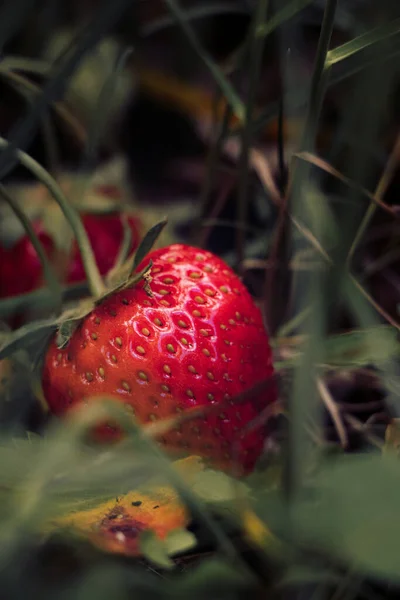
[46,456,203,558]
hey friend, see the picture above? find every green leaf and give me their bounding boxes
[139,530,174,569]
[97,262,153,305]
[324,326,400,368]
[163,0,245,121]
[277,566,342,588]
[132,218,168,273]
[294,454,400,581]
[55,298,95,348]
[56,319,82,349]
[164,528,197,556]
[258,0,314,38]
[276,326,400,371]
[190,469,248,506]
[173,558,253,598]
[0,318,57,361]
[326,17,400,66]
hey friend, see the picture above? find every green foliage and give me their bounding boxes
[292,454,400,581]
[0,0,399,598]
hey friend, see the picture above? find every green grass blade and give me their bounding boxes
[326,17,400,66]
[163,0,245,121]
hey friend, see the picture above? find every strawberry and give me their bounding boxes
[42,244,276,474]
[0,212,141,298]
[66,212,141,284]
[0,224,53,299]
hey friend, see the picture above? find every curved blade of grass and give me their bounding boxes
[0,0,133,180]
[0,184,62,308]
[326,17,400,66]
[141,2,249,37]
[84,46,133,165]
[258,0,314,38]
[66,44,134,223]
[163,0,245,122]
[343,277,400,415]
[295,151,398,218]
[0,69,87,149]
[284,0,338,513]
[0,136,105,298]
[236,0,270,268]
[0,282,89,320]
[347,132,400,264]
[0,69,61,177]
[247,35,400,140]
[0,318,58,361]
[0,56,50,76]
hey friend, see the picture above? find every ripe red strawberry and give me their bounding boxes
[42,244,276,474]
[0,212,140,298]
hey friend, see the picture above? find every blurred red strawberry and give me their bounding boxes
[0,200,141,301]
[66,212,140,284]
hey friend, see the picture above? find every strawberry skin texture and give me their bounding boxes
[42,244,276,474]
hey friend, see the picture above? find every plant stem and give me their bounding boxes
[0,184,62,308]
[0,137,105,298]
[236,0,270,270]
[347,132,400,264]
[284,0,338,507]
[0,282,89,320]
[163,0,245,121]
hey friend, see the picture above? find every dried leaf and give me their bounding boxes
[47,456,203,558]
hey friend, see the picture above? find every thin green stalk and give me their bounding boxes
[195,96,232,246]
[285,0,338,508]
[0,69,87,153]
[236,0,270,270]
[0,185,62,308]
[0,282,89,320]
[67,45,134,228]
[347,133,400,264]
[163,0,245,121]
[296,1,338,158]
[85,46,133,165]
[0,136,105,298]
[40,112,60,178]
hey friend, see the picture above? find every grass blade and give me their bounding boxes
[326,17,400,66]
[163,0,245,121]
[0,136,105,298]
[0,184,62,308]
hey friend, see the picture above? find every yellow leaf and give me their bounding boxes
[384,419,400,456]
[242,509,278,550]
[46,456,203,557]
